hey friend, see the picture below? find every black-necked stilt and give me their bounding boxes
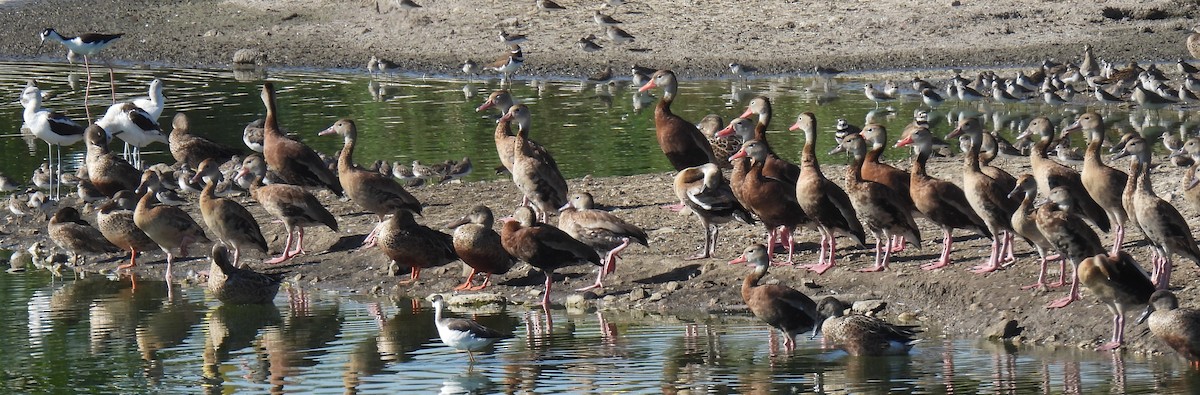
[21,85,85,200]
[132,79,165,121]
[39,28,124,118]
[430,294,512,363]
[96,102,166,169]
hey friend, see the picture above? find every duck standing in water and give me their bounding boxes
[730,244,818,352]
[207,245,284,305]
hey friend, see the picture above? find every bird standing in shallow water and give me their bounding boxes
[430,294,512,363]
[38,28,123,117]
[730,244,817,352]
[207,244,284,305]
[813,297,920,356]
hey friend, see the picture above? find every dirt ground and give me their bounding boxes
[4,0,1200,358]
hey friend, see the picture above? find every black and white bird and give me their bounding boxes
[21,84,85,200]
[39,28,124,116]
[430,295,512,363]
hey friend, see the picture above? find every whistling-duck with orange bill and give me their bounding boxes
[895,127,991,270]
[638,70,717,170]
[841,133,920,272]
[133,170,210,282]
[446,205,515,290]
[500,206,601,306]
[377,208,457,284]
[244,173,338,264]
[1078,250,1154,350]
[673,163,755,260]
[946,117,1019,273]
[558,192,648,291]
[1018,117,1110,233]
[1112,137,1200,290]
[789,112,865,274]
[194,158,268,267]
[1009,174,1066,290]
[1036,186,1106,309]
[505,105,568,222]
[1062,112,1128,255]
[259,83,343,196]
[859,123,918,252]
[729,139,811,264]
[318,118,421,248]
[729,244,818,352]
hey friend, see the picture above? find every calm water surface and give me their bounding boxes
[3,61,1200,393]
[2,61,1188,184]
[1,271,1198,394]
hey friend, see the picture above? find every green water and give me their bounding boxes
[0,271,1196,394]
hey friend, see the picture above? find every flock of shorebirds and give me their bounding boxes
[10,20,1200,363]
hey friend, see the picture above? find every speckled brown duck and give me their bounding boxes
[376,208,457,284]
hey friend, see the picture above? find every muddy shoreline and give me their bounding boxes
[3,0,1200,358]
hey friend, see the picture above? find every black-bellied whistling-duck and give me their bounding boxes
[48,206,120,263]
[501,206,601,306]
[318,118,422,247]
[1009,174,1066,290]
[1173,137,1200,214]
[1035,186,1106,309]
[475,90,515,117]
[730,140,811,264]
[947,117,1019,273]
[673,163,755,260]
[376,208,457,284]
[558,192,649,291]
[194,159,268,267]
[505,105,568,222]
[722,96,802,184]
[729,244,817,352]
[1138,290,1200,365]
[1112,137,1200,290]
[97,190,157,270]
[813,297,920,356]
[789,112,865,274]
[84,124,139,197]
[895,126,991,270]
[430,294,512,363]
[1018,117,1110,232]
[169,112,240,170]
[446,205,514,290]
[637,69,716,170]
[859,123,917,252]
[133,170,210,282]
[1062,112,1128,255]
[1077,250,1154,350]
[244,173,338,264]
[697,114,736,169]
[841,133,920,272]
[259,83,342,196]
[207,244,284,305]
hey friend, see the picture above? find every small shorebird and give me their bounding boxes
[486,45,523,82]
[606,26,635,44]
[537,0,566,11]
[577,36,603,52]
[594,10,622,25]
[920,88,945,108]
[498,30,527,46]
[461,59,480,75]
[394,0,421,15]
[863,83,894,107]
[814,65,843,80]
[587,66,613,83]
[1179,59,1200,75]
[1094,86,1124,105]
[430,295,512,363]
[729,63,756,77]
[39,28,123,117]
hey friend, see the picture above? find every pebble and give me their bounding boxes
[664,281,680,292]
[565,294,588,308]
[628,287,648,301]
[983,318,1022,340]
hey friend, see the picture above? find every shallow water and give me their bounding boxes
[2,61,1188,186]
[4,61,1200,393]
[1,271,1198,394]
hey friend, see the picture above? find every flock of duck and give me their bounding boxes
[9,28,1200,363]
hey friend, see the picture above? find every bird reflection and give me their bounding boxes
[201,303,283,391]
[136,291,204,385]
[261,289,342,394]
[439,369,495,395]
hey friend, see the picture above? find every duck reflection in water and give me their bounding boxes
[135,290,204,386]
[262,288,342,393]
[201,303,283,390]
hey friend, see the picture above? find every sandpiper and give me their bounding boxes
[594,10,622,25]
[606,26,635,44]
[499,30,527,46]
[863,83,894,107]
[577,36,603,52]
